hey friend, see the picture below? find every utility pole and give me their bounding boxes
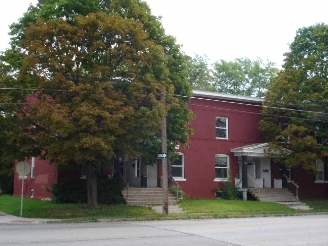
[161,92,168,216]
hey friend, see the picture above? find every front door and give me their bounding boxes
[280,165,289,188]
[260,158,271,188]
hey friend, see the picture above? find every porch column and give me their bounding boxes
[241,155,248,200]
[242,155,248,188]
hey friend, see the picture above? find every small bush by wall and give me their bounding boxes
[52,176,126,204]
[214,174,241,200]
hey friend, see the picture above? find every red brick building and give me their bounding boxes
[13,90,328,199]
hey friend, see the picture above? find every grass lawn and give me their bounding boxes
[0,195,160,220]
[0,195,327,221]
[178,199,298,218]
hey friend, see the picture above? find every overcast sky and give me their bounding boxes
[1,0,328,68]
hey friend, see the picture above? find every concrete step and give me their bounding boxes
[122,187,178,205]
[278,202,312,210]
[248,188,311,210]
[259,197,299,202]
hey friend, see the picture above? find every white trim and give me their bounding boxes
[192,90,264,104]
[172,152,184,179]
[31,157,35,179]
[315,181,328,184]
[173,178,186,182]
[316,161,325,182]
[214,178,228,182]
[216,117,228,140]
[214,154,229,181]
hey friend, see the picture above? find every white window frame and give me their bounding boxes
[30,188,34,198]
[216,117,228,139]
[315,161,328,183]
[172,152,185,181]
[214,154,229,181]
[30,157,35,179]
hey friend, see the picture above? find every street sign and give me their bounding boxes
[158,153,167,159]
[16,161,30,176]
[16,161,31,217]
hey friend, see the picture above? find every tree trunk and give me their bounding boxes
[86,162,98,208]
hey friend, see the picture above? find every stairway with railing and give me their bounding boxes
[122,187,178,206]
[248,187,311,210]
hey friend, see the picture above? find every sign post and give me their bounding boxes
[16,161,30,217]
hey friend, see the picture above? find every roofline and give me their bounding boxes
[192,90,264,104]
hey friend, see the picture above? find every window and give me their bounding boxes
[314,123,327,145]
[316,161,324,182]
[172,153,185,180]
[30,188,34,198]
[30,157,35,179]
[216,117,228,139]
[279,122,290,143]
[215,154,229,181]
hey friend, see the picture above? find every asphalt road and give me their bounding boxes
[1,215,328,245]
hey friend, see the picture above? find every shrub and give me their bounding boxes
[215,174,241,200]
[52,175,126,204]
[0,163,13,195]
[170,185,185,200]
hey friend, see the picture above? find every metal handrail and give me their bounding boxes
[170,174,183,201]
[247,174,262,188]
[283,174,299,198]
[247,174,262,199]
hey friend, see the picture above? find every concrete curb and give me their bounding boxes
[0,212,54,224]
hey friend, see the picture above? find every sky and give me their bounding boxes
[1,0,328,68]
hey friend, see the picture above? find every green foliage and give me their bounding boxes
[260,23,328,172]
[184,55,278,97]
[214,174,241,200]
[212,57,278,97]
[170,185,185,199]
[185,55,213,91]
[0,0,193,207]
[0,162,13,194]
[52,178,87,204]
[52,176,126,204]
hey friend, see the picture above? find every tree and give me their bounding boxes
[212,57,278,97]
[259,23,328,173]
[185,55,213,91]
[0,0,193,207]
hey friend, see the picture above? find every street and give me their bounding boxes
[1,215,328,245]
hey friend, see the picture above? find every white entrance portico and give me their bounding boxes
[231,143,272,189]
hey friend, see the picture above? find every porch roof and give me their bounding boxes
[230,143,268,157]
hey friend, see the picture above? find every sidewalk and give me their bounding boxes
[0,211,52,224]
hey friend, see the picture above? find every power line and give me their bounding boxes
[175,93,328,117]
[0,88,66,92]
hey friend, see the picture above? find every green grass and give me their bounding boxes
[300,199,328,212]
[178,199,298,218]
[0,195,160,220]
[0,195,327,221]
